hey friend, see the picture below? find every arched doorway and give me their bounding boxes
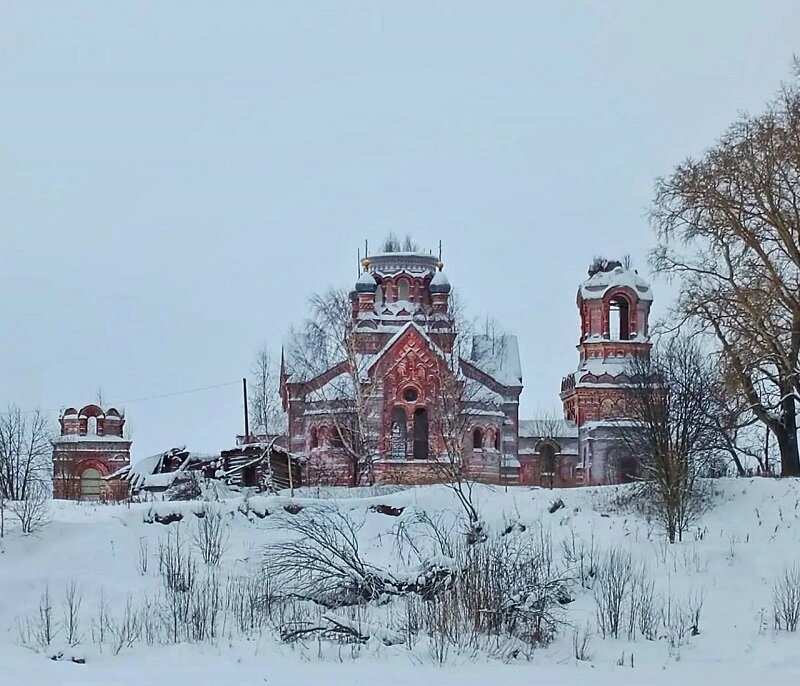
[80,468,102,500]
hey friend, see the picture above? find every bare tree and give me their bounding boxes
[284,288,379,486]
[0,406,51,501]
[651,75,800,477]
[426,307,514,532]
[10,480,51,535]
[248,346,285,436]
[614,335,720,543]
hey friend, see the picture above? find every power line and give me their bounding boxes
[27,379,242,416]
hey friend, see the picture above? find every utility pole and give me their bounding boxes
[242,377,249,440]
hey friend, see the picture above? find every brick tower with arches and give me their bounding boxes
[560,259,653,485]
[51,404,131,500]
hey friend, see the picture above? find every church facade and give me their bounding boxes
[51,404,131,500]
[281,247,653,488]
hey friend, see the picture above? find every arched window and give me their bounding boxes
[309,427,319,450]
[397,279,410,301]
[413,408,429,460]
[540,443,557,478]
[391,406,407,460]
[472,427,483,450]
[86,416,97,436]
[80,468,102,500]
[494,429,501,451]
[374,284,384,309]
[608,295,631,341]
[331,428,345,449]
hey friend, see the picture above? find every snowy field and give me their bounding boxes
[2,478,800,685]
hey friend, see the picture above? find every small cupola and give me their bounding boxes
[429,262,451,294]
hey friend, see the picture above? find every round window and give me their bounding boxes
[403,387,419,403]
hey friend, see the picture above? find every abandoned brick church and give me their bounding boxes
[53,244,653,499]
[279,246,653,488]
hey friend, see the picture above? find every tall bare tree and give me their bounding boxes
[0,406,51,501]
[614,336,721,543]
[285,288,378,486]
[248,346,285,437]
[651,76,800,476]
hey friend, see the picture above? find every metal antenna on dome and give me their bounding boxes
[357,248,361,276]
[438,240,442,261]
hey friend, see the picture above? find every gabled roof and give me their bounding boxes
[468,334,522,388]
[519,418,578,439]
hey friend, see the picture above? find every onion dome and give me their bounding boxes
[429,262,451,294]
[355,259,378,293]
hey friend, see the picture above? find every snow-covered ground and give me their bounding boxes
[2,478,800,685]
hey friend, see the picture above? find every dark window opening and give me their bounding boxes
[242,464,258,487]
[391,406,407,460]
[413,408,429,460]
[403,387,419,403]
[494,429,501,451]
[331,429,345,449]
[309,427,318,450]
[472,427,483,450]
[540,443,557,475]
[609,296,631,341]
[617,454,639,483]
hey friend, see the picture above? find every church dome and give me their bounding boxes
[355,269,378,293]
[429,267,451,294]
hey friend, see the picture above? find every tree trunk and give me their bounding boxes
[778,394,800,477]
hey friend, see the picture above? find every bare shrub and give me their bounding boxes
[106,595,142,655]
[158,526,197,594]
[264,507,453,607]
[16,586,57,651]
[594,548,633,639]
[10,481,51,534]
[137,537,149,575]
[62,581,83,647]
[192,505,229,565]
[774,564,800,632]
[572,623,593,661]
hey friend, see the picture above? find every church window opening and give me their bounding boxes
[397,279,410,301]
[403,387,419,403]
[80,468,102,500]
[309,427,319,450]
[86,416,97,435]
[331,428,345,449]
[472,427,483,450]
[608,295,631,340]
[413,408,429,460]
[391,407,407,460]
[540,443,557,476]
[494,429,501,451]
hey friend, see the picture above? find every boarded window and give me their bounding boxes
[80,468,102,500]
[391,407,407,460]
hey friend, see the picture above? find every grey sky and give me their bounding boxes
[1,1,798,459]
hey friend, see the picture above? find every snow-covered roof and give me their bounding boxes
[282,332,343,384]
[52,433,130,444]
[519,418,579,439]
[579,265,653,302]
[106,448,217,490]
[468,334,522,387]
[306,373,356,402]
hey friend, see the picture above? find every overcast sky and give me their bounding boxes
[1,1,798,459]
